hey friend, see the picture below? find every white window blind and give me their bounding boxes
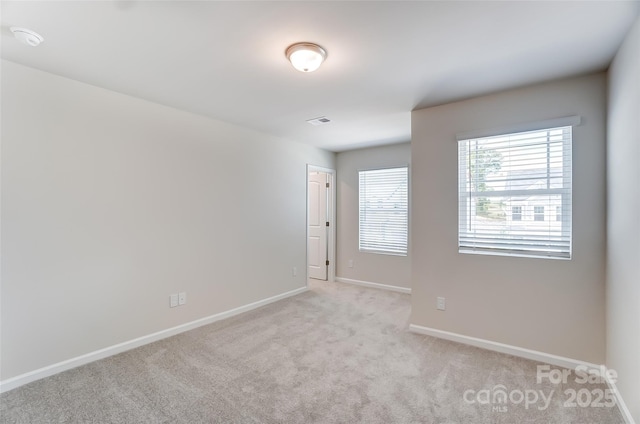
[359,167,408,255]
[458,125,572,259]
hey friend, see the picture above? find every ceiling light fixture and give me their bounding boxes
[10,27,44,47]
[285,42,327,73]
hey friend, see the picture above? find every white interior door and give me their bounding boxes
[308,172,328,280]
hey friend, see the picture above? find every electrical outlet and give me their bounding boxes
[292,266,297,277]
[178,292,186,305]
[170,294,179,308]
[348,259,353,268]
[437,297,446,311]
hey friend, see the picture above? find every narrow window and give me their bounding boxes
[359,167,408,256]
[512,206,522,221]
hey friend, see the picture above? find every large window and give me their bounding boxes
[458,122,573,259]
[359,167,408,255]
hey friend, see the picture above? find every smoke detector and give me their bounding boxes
[10,27,44,47]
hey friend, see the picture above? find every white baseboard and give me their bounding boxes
[335,277,411,294]
[0,286,308,394]
[409,324,636,423]
[605,372,637,424]
[408,324,601,372]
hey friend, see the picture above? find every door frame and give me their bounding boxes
[306,164,336,285]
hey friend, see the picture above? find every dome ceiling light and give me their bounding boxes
[285,42,327,73]
[10,27,44,47]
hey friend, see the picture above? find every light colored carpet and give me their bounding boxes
[0,280,624,423]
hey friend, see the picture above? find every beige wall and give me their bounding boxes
[607,17,640,423]
[411,74,607,363]
[0,60,334,380]
[336,143,411,288]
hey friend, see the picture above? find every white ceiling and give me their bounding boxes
[2,1,638,152]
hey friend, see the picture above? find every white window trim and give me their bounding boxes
[456,116,581,142]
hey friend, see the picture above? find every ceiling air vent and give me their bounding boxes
[306,116,331,126]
